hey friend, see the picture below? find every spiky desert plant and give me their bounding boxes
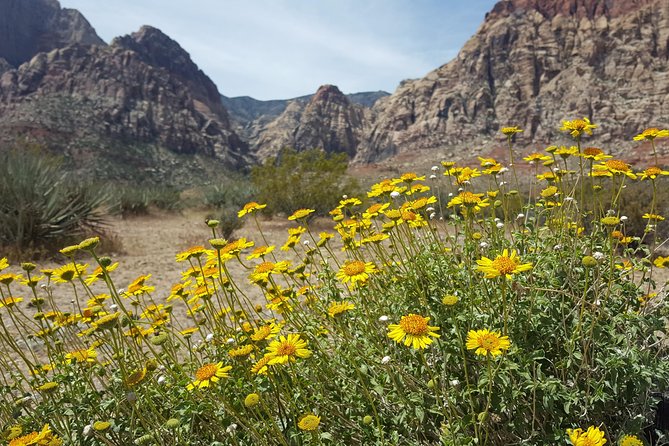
[0,146,108,253]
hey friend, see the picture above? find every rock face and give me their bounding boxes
[0,15,249,181]
[251,85,371,159]
[357,0,669,163]
[222,90,389,159]
[0,0,104,68]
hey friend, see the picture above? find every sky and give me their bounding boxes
[58,0,498,100]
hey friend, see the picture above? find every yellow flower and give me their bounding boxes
[388,314,440,349]
[592,159,637,179]
[238,201,266,218]
[265,334,311,365]
[123,274,155,297]
[654,256,669,268]
[288,208,316,220]
[466,329,510,356]
[51,263,88,283]
[186,362,232,390]
[633,127,669,141]
[246,245,275,260]
[175,246,209,262]
[447,191,490,213]
[244,393,260,408]
[336,260,377,286]
[442,295,459,306]
[0,257,8,272]
[540,186,559,198]
[250,322,282,342]
[501,126,523,135]
[250,355,272,375]
[643,213,665,221]
[524,152,551,162]
[84,262,119,286]
[476,249,532,279]
[9,424,61,446]
[125,368,148,387]
[298,414,321,431]
[65,347,97,364]
[640,166,669,180]
[619,434,643,446]
[554,145,578,159]
[327,301,355,318]
[560,117,597,138]
[228,344,256,358]
[0,296,23,309]
[580,147,611,161]
[566,426,607,446]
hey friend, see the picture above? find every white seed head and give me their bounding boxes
[378,315,389,322]
[381,356,391,364]
[390,191,400,199]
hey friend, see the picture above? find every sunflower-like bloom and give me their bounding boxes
[476,249,532,279]
[560,117,597,138]
[579,147,611,161]
[288,208,315,220]
[327,301,355,318]
[501,126,523,136]
[175,246,210,262]
[298,414,321,431]
[246,245,276,260]
[336,260,377,286]
[592,159,637,179]
[265,334,312,365]
[0,257,9,272]
[643,213,665,221]
[566,426,607,446]
[524,152,551,163]
[51,263,88,284]
[238,201,267,218]
[9,424,62,446]
[466,329,510,356]
[250,322,282,342]
[654,256,669,268]
[640,166,669,180]
[388,314,440,349]
[65,347,97,364]
[555,145,579,159]
[447,191,490,213]
[619,434,643,446]
[633,127,669,141]
[186,362,232,390]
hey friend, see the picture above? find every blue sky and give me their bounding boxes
[59,0,497,100]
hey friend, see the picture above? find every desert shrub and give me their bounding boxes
[203,173,256,238]
[110,184,181,216]
[251,148,360,217]
[0,147,107,253]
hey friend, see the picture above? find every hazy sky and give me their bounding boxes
[58,0,497,100]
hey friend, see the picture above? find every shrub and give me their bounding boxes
[110,184,181,216]
[251,148,359,216]
[0,147,108,253]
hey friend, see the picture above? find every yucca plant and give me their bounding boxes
[0,146,108,253]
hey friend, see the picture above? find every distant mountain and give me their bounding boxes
[356,0,669,164]
[0,0,104,68]
[0,1,249,184]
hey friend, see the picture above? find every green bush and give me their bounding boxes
[251,148,359,216]
[0,147,108,253]
[110,185,181,216]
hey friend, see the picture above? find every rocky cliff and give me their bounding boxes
[0,0,104,68]
[356,0,669,163]
[251,85,371,159]
[0,3,249,182]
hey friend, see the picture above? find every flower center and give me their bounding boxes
[255,262,275,274]
[195,363,218,381]
[583,147,603,156]
[645,167,661,176]
[460,192,481,205]
[344,261,366,276]
[276,342,297,356]
[492,256,517,275]
[605,159,629,171]
[479,334,499,350]
[399,314,429,336]
[571,119,587,130]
